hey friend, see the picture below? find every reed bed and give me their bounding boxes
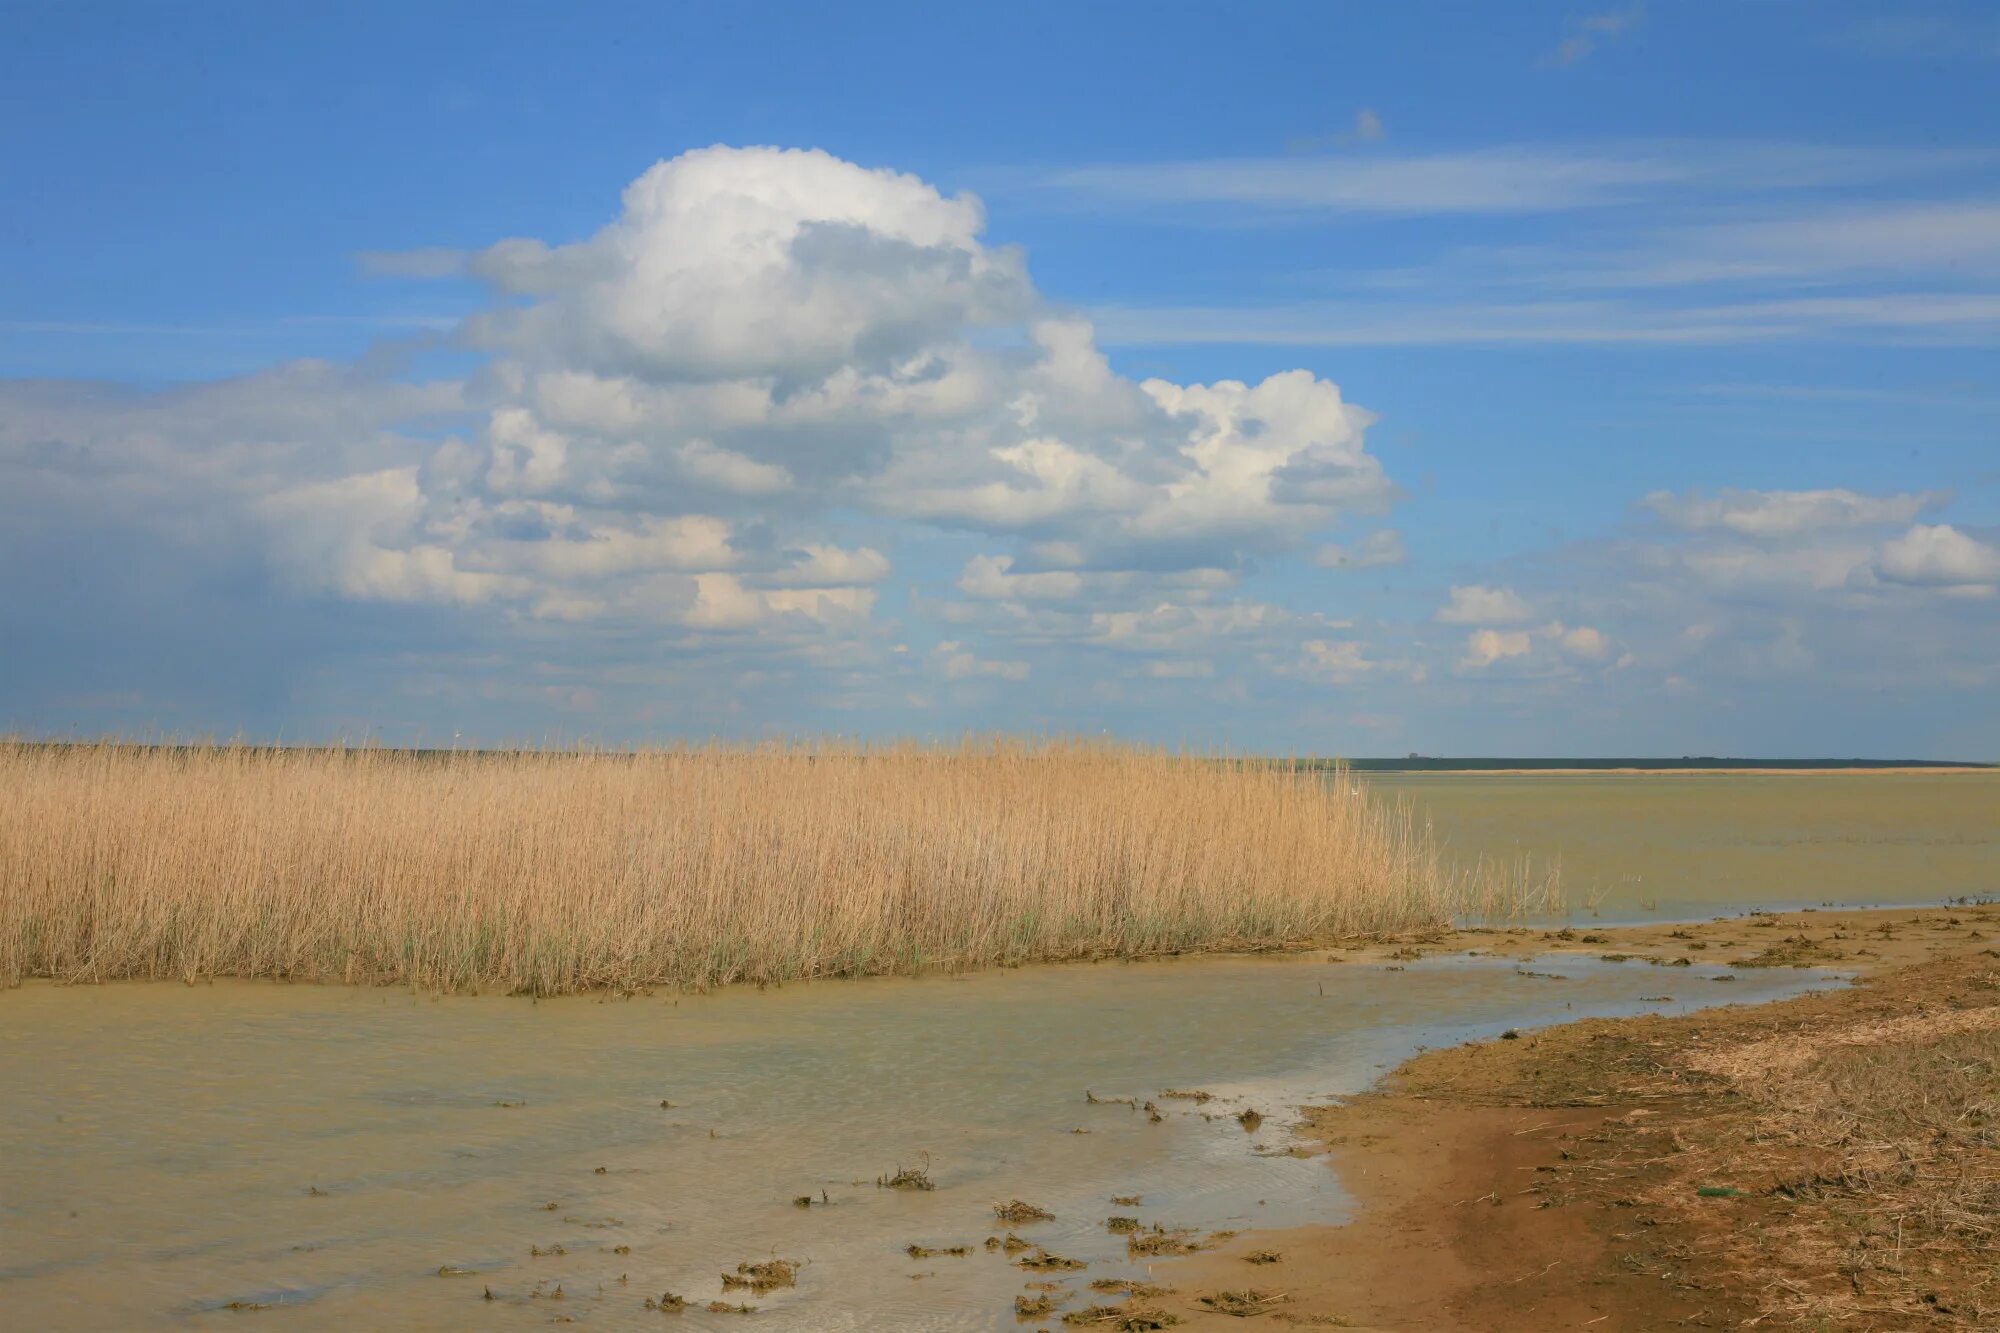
[0,739,1555,995]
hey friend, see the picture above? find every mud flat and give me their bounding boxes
[1154,904,2000,1331]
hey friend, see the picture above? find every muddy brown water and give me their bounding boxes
[0,953,1832,1330]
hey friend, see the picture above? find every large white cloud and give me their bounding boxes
[376,147,1399,637]
[1,146,1411,720]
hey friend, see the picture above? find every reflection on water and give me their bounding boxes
[1369,772,2000,921]
[0,953,1834,1330]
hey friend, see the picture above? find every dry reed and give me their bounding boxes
[0,739,1555,995]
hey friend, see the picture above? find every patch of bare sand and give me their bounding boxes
[1145,904,2000,1331]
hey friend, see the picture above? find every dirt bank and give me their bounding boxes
[1142,905,2000,1331]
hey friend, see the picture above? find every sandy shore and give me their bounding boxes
[1135,904,2000,1331]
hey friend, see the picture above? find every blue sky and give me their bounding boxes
[3,1,1997,756]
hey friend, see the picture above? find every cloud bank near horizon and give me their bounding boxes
[2,146,1994,750]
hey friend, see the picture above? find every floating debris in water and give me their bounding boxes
[1110,1195,1142,1207]
[1236,1108,1263,1132]
[906,1244,970,1258]
[1241,1249,1281,1265]
[1090,1279,1173,1297]
[1105,1216,1141,1234]
[1015,1246,1085,1271]
[529,1243,567,1257]
[436,1265,477,1277]
[643,1291,687,1312]
[994,1199,1054,1223]
[877,1157,935,1191]
[1158,1089,1212,1104]
[705,1300,755,1314]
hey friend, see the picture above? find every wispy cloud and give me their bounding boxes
[354,247,470,279]
[1089,292,2000,349]
[1034,141,1986,219]
[1286,108,1386,153]
[1826,11,2000,63]
[1041,139,2000,350]
[0,314,459,336]
[1542,5,1645,68]
[1399,200,2000,294]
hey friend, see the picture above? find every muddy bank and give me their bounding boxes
[1147,905,2000,1331]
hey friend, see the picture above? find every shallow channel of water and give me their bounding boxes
[0,951,1837,1331]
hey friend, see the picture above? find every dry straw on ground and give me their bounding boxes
[0,739,1556,995]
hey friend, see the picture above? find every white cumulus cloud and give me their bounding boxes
[1436,584,1533,624]
[1876,524,2000,593]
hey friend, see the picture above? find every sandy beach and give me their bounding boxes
[1149,904,2000,1330]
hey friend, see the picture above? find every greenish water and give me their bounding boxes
[1368,772,2000,922]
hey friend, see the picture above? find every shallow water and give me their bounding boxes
[1370,772,2000,921]
[0,952,1831,1330]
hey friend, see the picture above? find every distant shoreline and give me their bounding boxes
[1336,757,1994,774]
[6,740,1991,773]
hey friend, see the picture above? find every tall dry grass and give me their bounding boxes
[0,739,1555,994]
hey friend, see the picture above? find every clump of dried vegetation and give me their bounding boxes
[719,1258,797,1293]
[1015,1246,1086,1272]
[1676,1008,2000,1326]
[876,1159,934,1191]
[0,738,1554,994]
[1196,1288,1290,1317]
[1062,1305,1181,1328]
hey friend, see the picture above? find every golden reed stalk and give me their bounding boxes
[0,739,1556,994]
